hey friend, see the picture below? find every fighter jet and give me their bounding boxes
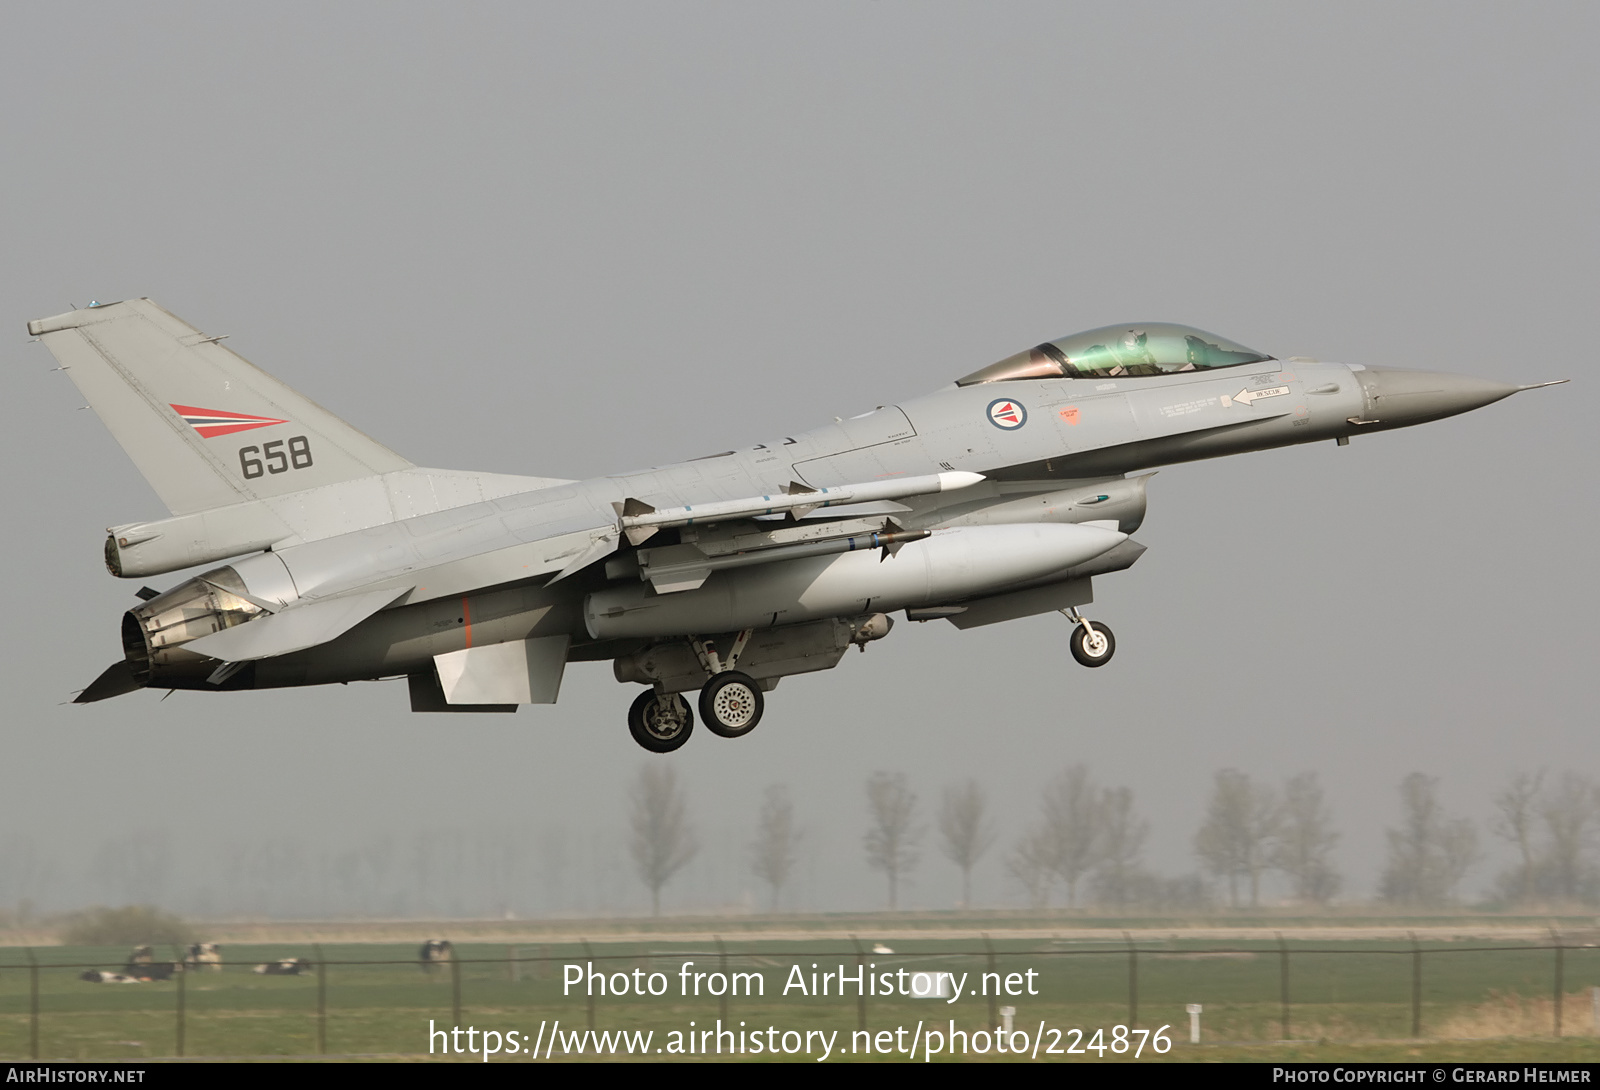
[30,300,1563,752]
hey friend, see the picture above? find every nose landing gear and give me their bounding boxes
[1062,607,1116,667]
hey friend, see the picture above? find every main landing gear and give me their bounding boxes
[627,630,766,752]
[689,630,765,738]
[1061,607,1116,668]
[700,671,763,738]
[628,690,694,753]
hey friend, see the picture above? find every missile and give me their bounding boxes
[614,471,985,545]
[585,522,1126,640]
[639,527,932,591]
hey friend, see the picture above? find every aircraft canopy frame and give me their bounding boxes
[958,323,1274,385]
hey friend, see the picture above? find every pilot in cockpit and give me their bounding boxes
[1092,329,1160,377]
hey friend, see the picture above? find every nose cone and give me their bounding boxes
[1353,367,1521,429]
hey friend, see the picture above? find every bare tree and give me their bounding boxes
[330,835,396,917]
[0,836,57,915]
[537,826,571,915]
[1090,787,1149,909]
[91,830,174,908]
[1379,773,1478,906]
[1272,772,1341,904]
[1005,826,1056,908]
[938,779,994,907]
[1194,770,1280,908]
[629,764,698,916]
[1038,765,1104,908]
[475,830,524,919]
[1537,772,1600,903]
[1491,770,1545,905]
[864,772,922,910]
[750,785,803,910]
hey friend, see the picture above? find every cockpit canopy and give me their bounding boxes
[957,323,1274,385]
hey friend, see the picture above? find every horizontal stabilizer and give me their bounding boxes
[184,586,410,663]
[75,660,145,704]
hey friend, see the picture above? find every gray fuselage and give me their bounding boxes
[222,356,1373,690]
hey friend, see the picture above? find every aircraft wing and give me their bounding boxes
[270,474,988,607]
[183,585,411,663]
[602,471,983,593]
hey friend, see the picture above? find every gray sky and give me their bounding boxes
[1,2,1594,917]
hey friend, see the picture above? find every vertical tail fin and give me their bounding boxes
[28,298,412,515]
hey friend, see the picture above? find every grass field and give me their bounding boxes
[1,932,1597,1062]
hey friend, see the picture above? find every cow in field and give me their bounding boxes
[80,970,139,983]
[123,946,180,981]
[253,957,311,976]
[419,939,453,975]
[184,943,222,971]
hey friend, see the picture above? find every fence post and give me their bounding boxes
[26,948,39,1060]
[314,943,326,1055]
[582,940,595,1033]
[1123,931,1138,1029]
[850,935,867,1034]
[1551,928,1563,1038]
[1409,932,1422,1039]
[175,958,186,1057]
[983,933,998,1032]
[1278,932,1291,1041]
[450,948,462,1028]
[715,935,729,1025]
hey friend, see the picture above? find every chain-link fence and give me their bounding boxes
[0,934,1595,1059]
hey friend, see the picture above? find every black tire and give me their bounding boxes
[1069,622,1116,668]
[699,671,764,738]
[628,690,694,753]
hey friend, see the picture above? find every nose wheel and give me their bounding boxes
[1062,608,1116,668]
[699,671,764,738]
[628,690,695,753]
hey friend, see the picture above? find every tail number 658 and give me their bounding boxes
[239,436,313,479]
